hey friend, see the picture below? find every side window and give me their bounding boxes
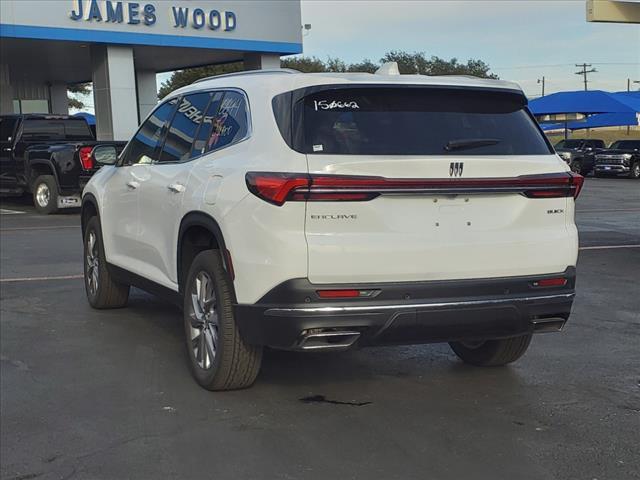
[203,91,249,154]
[158,92,211,163]
[121,99,177,166]
[0,118,18,143]
[191,92,224,158]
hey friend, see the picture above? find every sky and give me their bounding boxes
[104,0,640,113]
[295,0,640,97]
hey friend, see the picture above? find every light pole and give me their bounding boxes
[537,76,546,97]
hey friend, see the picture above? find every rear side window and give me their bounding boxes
[276,86,552,156]
[159,93,212,163]
[0,118,18,142]
[200,91,249,154]
[21,119,93,140]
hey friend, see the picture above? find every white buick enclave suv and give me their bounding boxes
[82,66,582,390]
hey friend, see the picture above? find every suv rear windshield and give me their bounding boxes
[21,119,94,140]
[274,86,552,156]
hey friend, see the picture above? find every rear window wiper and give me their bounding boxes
[445,138,501,152]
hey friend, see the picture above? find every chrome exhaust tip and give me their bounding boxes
[531,317,567,333]
[296,329,361,351]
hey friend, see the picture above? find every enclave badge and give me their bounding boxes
[450,162,464,177]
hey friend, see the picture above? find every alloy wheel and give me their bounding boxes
[188,271,219,370]
[86,231,99,295]
[36,183,50,208]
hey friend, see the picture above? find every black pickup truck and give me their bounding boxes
[594,140,640,179]
[0,114,126,214]
[554,138,606,176]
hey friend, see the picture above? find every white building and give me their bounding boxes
[0,0,302,140]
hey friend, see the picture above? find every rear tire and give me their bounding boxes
[569,160,582,174]
[32,175,58,215]
[83,217,130,309]
[630,162,640,179]
[183,250,262,391]
[449,334,533,366]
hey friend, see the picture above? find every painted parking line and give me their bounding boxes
[0,225,79,232]
[0,209,26,215]
[579,244,640,251]
[0,274,83,283]
[577,208,640,213]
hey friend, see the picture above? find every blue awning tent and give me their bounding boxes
[540,112,640,131]
[530,90,640,131]
[73,112,96,126]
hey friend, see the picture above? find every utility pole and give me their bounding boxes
[575,63,597,91]
[537,76,545,96]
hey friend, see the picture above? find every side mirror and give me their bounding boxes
[92,145,118,166]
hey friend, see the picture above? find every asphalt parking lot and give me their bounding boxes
[1,177,639,480]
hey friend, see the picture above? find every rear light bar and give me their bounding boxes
[79,146,94,170]
[246,172,584,206]
[532,277,568,287]
[316,289,379,298]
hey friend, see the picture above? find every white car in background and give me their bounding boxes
[81,65,583,390]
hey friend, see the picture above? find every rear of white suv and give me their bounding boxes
[82,70,582,391]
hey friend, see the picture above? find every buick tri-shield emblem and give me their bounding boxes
[449,162,464,177]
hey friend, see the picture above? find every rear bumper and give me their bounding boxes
[234,268,576,349]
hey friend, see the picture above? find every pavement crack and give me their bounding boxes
[6,473,42,480]
[299,394,372,406]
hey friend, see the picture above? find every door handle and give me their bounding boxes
[167,183,185,193]
[126,180,140,190]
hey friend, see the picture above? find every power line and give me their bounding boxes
[575,63,597,91]
[493,62,638,70]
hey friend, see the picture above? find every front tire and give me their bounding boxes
[449,334,533,366]
[183,250,262,391]
[32,175,59,215]
[569,160,582,174]
[83,217,130,309]
[630,162,640,179]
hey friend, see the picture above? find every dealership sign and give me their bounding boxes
[69,0,237,31]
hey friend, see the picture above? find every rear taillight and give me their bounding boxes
[316,289,360,298]
[79,146,94,170]
[532,277,568,287]
[245,172,584,206]
[523,172,583,199]
[569,172,584,198]
[316,289,379,298]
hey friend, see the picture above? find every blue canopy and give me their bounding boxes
[540,112,639,131]
[529,90,640,115]
[531,91,639,131]
[73,112,96,126]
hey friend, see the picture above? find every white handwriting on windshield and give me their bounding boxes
[314,100,360,111]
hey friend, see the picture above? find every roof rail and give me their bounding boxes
[193,68,300,84]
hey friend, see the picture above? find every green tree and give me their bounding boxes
[281,56,327,72]
[68,82,91,110]
[156,51,498,98]
[347,59,378,73]
[381,51,497,78]
[158,62,244,98]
